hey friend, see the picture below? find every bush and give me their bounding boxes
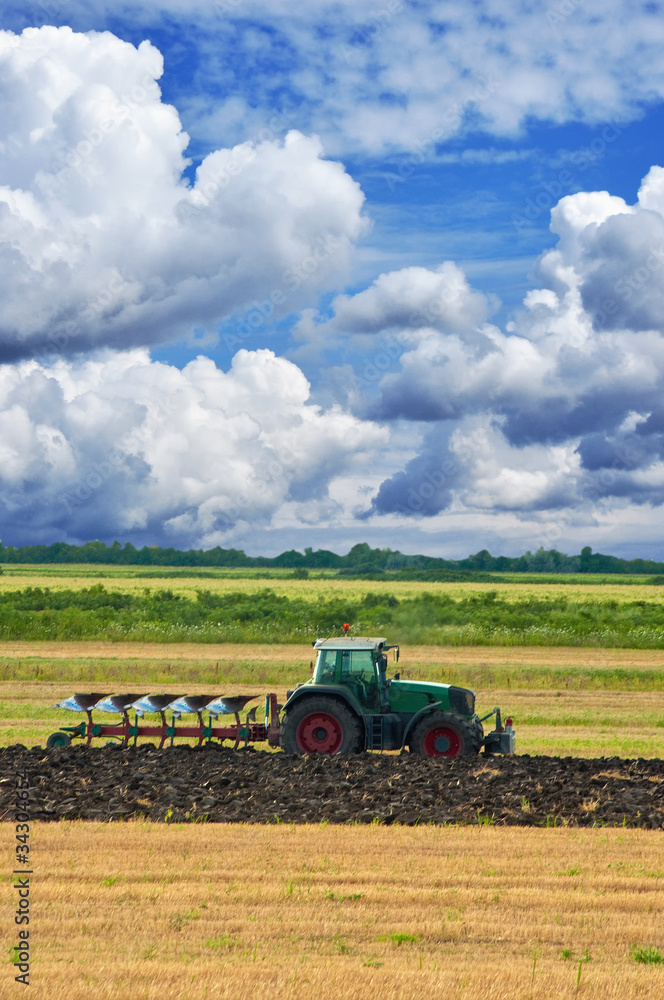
[0,586,661,645]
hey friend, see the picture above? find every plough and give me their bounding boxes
[48,693,280,749]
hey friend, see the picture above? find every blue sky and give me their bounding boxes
[1,1,664,558]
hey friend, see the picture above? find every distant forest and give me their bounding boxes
[0,541,662,577]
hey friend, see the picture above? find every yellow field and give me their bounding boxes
[3,822,664,999]
[0,565,662,602]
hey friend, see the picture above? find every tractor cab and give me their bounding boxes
[309,636,399,715]
[280,635,515,757]
[311,638,393,712]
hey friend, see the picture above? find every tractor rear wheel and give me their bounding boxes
[280,697,363,756]
[409,712,480,758]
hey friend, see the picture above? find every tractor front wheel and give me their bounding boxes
[280,697,363,756]
[409,712,480,758]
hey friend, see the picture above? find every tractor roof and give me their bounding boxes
[313,636,387,651]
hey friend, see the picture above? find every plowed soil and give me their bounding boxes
[2,744,664,827]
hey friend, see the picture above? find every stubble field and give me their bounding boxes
[4,823,664,999]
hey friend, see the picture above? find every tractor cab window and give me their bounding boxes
[314,648,379,710]
[340,650,378,710]
[314,649,337,683]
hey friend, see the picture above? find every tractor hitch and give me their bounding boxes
[481,707,516,754]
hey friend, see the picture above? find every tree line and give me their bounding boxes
[0,540,662,576]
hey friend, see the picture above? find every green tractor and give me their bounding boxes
[279,636,514,758]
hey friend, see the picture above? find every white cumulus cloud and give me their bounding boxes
[0,26,365,361]
[0,348,388,546]
[325,262,491,336]
[341,167,664,520]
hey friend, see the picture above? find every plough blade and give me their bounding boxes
[168,695,219,716]
[95,695,148,714]
[206,695,257,717]
[132,694,185,716]
[52,693,111,712]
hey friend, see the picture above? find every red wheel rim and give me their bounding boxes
[422,725,462,757]
[296,712,343,754]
